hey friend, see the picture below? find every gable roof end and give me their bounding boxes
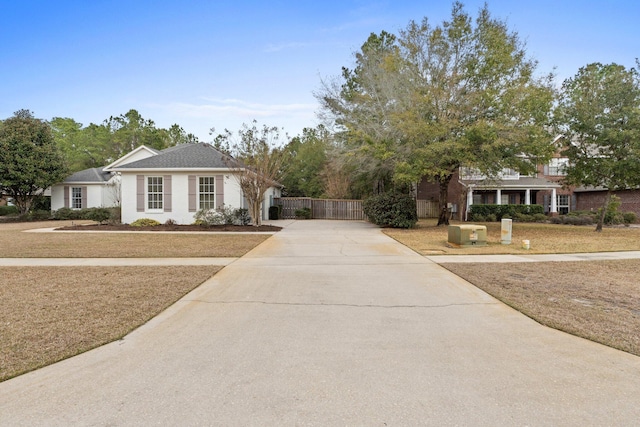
[103,145,160,171]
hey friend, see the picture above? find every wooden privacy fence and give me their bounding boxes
[273,197,438,220]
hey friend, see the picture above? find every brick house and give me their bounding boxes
[574,188,640,214]
[417,156,570,221]
[418,150,640,221]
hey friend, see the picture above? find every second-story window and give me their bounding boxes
[547,158,569,176]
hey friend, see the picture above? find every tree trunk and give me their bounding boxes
[250,200,262,226]
[595,189,612,232]
[436,174,453,226]
[12,194,31,215]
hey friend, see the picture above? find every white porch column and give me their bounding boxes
[551,188,557,213]
[525,189,531,205]
[466,187,473,221]
[496,189,502,205]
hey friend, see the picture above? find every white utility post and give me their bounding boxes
[501,218,512,245]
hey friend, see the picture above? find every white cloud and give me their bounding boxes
[145,97,319,140]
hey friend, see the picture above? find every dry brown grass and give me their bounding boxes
[0,221,270,258]
[441,260,640,357]
[0,266,221,382]
[384,219,640,255]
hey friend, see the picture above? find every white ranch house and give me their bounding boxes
[51,143,282,224]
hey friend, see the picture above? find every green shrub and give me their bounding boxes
[533,213,548,222]
[623,212,637,224]
[469,204,544,221]
[513,212,533,222]
[52,207,84,220]
[550,215,593,225]
[83,207,111,224]
[362,193,417,228]
[31,196,51,211]
[485,213,497,222]
[18,210,51,221]
[0,205,18,216]
[130,218,161,227]
[294,207,312,219]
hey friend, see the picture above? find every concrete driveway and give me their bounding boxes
[2,220,640,425]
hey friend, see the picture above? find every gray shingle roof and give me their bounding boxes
[64,167,112,183]
[114,143,231,169]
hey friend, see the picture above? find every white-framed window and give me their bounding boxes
[460,167,520,180]
[557,194,570,215]
[199,176,216,210]
[147,176,163,211]
[71,187,83,209]
[500,168,520,180]
[548,158,569,176]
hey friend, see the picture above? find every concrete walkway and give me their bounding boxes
[2,220,640,425]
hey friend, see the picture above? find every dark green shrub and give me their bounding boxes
[0,205,18,216]
[52,207,84,220]
[83,207,111,224]
[513,212,533,222]
[469,204,544,221]
[485,213,497,222]
[19,210,51,221]
[294,207,312,219]
[551,215,593,225]
[533,213,548,222]
[130,218,161,227]
[31,196,51,211]
[623,212,637,224]
[362,193,417,228]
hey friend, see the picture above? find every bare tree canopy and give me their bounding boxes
[214,121,287,225]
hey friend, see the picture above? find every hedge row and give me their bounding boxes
[469,204,544,221]
[52,207,120,224]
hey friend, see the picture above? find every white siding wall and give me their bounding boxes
[120,172,245,224]
[50,185,65,211]
[50,183,118,211]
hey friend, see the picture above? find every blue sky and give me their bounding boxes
[1,0,638,141]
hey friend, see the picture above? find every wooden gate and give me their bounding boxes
[274,198,438,220]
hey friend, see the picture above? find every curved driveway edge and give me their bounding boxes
[1,220,639,425]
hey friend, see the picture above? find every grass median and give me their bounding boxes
[0,221,271,258]
[0,266,221,382]
[384,220,640,357]
[0,220,272,382]
[384,219,640,255]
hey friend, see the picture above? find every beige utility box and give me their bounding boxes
[448,224,487,247]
